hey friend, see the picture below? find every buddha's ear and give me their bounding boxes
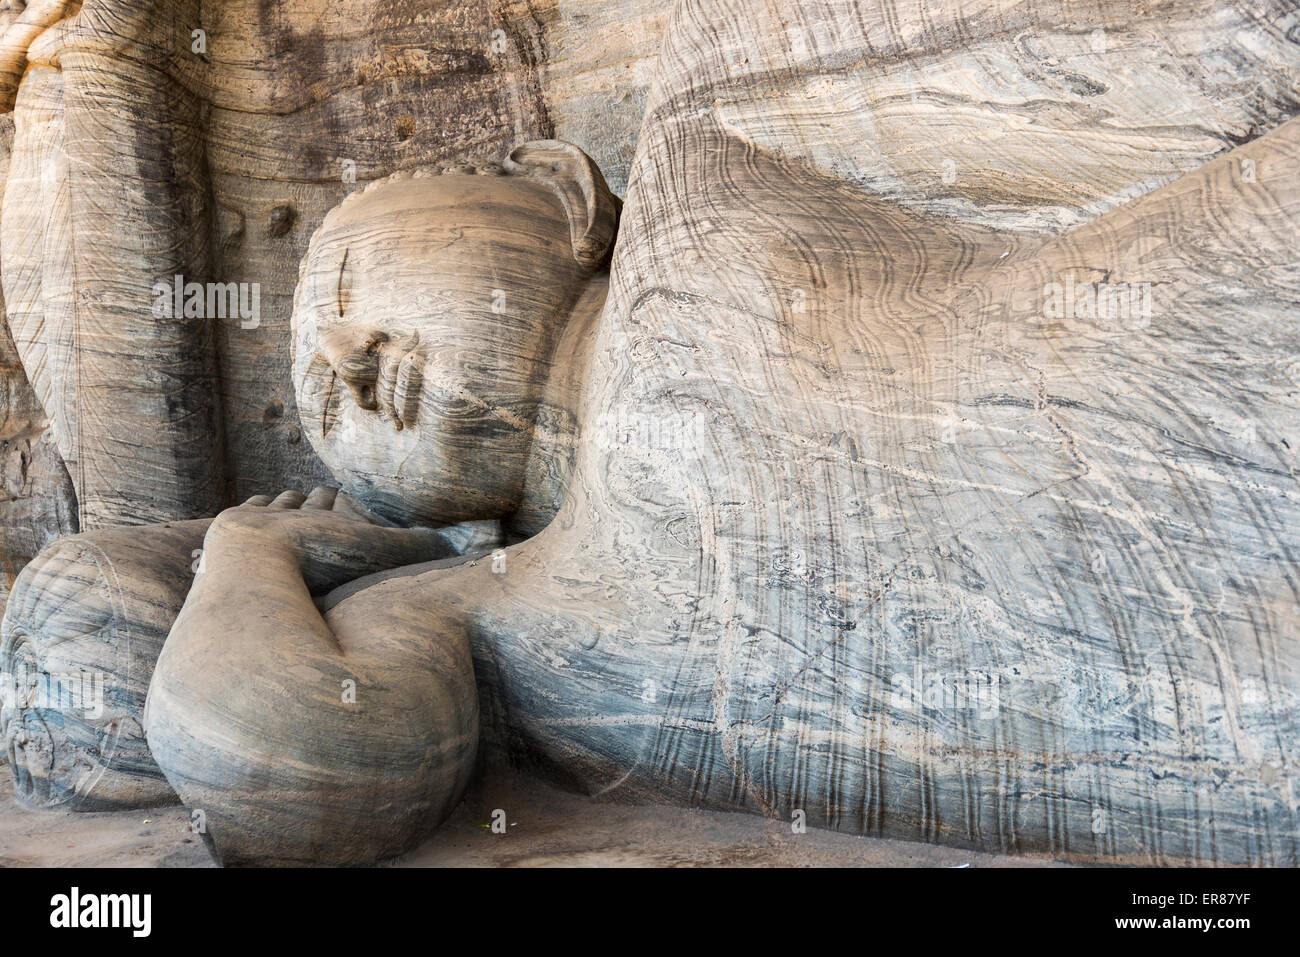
[505,140,621,269]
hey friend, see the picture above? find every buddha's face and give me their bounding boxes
[292,166,597,526]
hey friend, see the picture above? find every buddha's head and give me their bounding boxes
[292,140,618,527]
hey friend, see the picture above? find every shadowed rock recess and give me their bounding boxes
[0,0,1297,866]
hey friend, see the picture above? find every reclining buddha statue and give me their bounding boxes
[3,140,619,861]
[3,0,1298,867]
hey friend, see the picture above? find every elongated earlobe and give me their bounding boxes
[505,139,621,269]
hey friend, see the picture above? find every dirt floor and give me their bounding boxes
[0,770,1069,868]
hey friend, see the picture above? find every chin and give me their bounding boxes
[325,452,528,529]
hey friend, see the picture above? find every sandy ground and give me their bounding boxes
[0,771,1067,868]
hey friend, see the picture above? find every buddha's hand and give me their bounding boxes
[202,486,461,594]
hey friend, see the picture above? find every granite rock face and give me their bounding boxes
[0,0,1297,866]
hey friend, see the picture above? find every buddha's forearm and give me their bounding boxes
[179,522,341,664]
[142,512,480,866]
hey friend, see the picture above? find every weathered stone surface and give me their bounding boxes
[0,0,1297,867]
[0,430,76,607]
[3,0,226,529]
[0,102,76,615]
[2,519,209,808]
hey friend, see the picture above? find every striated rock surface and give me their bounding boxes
[0,0,1297,865]
[2,520,209,808]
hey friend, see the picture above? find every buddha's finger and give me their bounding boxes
[303,486,339,510]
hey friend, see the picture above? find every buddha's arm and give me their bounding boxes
[142,489,486,865]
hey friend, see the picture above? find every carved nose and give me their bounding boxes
[318,327,388,411]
